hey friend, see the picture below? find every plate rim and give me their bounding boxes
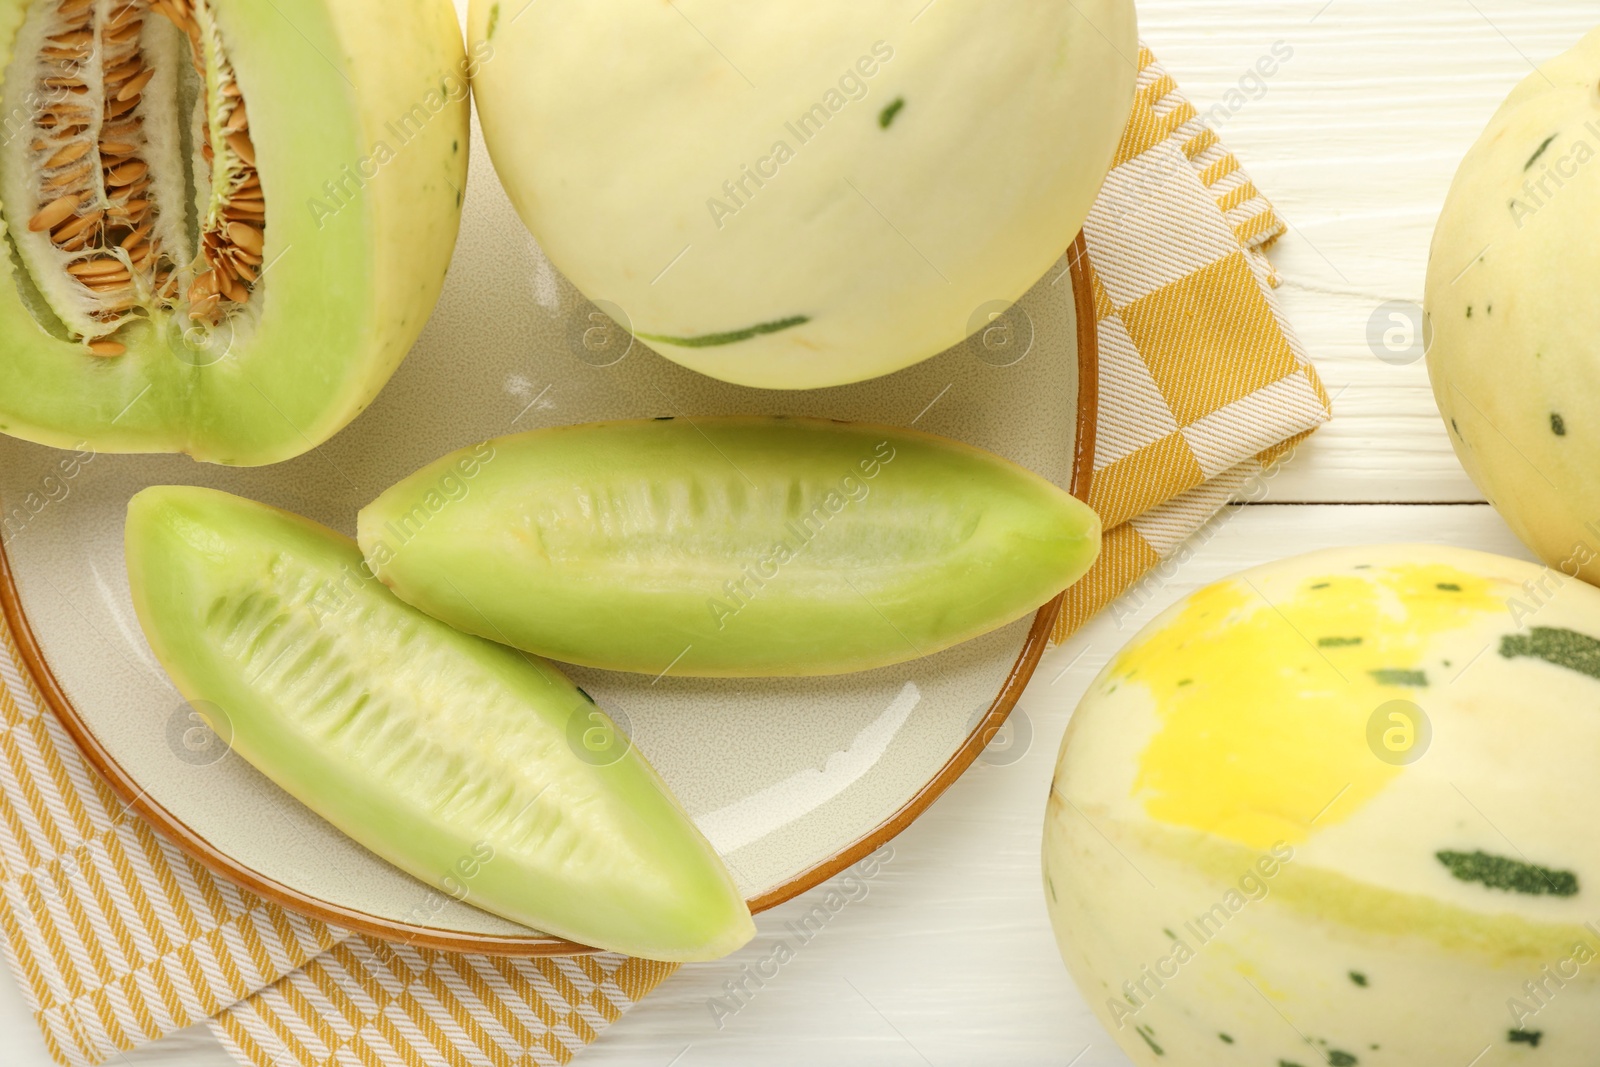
[0,233,1101,956]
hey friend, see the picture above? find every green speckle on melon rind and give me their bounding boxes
[1500,626,1600,681]
[1526,134,1559,170]
[1368,668,1427,687]
[1437,849,1579,897]
[637,315,810,349]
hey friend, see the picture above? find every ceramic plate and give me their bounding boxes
[0,141,1098,953]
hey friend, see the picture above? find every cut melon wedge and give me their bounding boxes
[125,485,755,961]
[358,417,1102,677]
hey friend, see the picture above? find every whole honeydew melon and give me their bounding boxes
[1046,545,1600,1065]
[358,417,1101,678]
[467,0,1137,390]
[0,0,469,465]
[126,486,754,961]
[1428,28,1600,581]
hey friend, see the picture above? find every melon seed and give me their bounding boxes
[28,193,80,232]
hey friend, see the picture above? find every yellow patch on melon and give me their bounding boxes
[1116,562,1501,849]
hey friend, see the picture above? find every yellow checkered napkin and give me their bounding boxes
[1056,46,1330,641]
[0,45,1327,1067]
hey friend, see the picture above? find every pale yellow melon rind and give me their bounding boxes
[467,0,1136,390]
[1426,27,1600,580]
[1047,543,1600,1065]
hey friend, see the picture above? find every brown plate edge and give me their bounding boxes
[0,231,1101,957]
[746,230,1099,914]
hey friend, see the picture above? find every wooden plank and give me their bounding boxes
[1136,1,1594,503]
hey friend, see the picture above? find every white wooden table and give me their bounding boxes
[3,2,1589,1063]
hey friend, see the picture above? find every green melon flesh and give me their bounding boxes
[126,485,755,961]
[0,0,468,466]
[357,417,1102,678]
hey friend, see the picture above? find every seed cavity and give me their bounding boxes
[1,0,267,357]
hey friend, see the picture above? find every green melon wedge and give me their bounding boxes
[125,485,754,961]
[357,417,1102,677]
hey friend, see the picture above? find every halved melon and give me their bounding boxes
[126,485,755,961]
[0,0,470,465]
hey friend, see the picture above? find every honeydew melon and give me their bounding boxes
[467,0,1137,390]
[1428,28,1600,582]
[0,0,470,465]
[357,417,1101,678]
[1046,545,1600,1064]
[126,485,754,961]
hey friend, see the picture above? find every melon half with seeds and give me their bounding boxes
[0,0,470,465]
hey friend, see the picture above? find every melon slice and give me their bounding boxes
[357,417,1101,678]
[126,485,755,961]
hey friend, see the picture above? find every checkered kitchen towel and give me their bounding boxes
[1056,45,1330,641]
[0,45,1327,1067]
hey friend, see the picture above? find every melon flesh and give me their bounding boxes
[126,485,755,961]
[358,418,1102,677]
[467,0,1137,390]
[1047,545,1600,1064]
